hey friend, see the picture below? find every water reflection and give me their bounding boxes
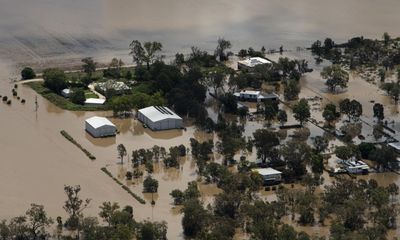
[85,132,116,147]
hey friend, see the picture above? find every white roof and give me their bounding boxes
[389,142,400,150]
[138,106,182,122]
[85,116,116,129]
[253,167,282,176]
[85,98,106,105]
[238,57,272,68]
[62,89,71,94]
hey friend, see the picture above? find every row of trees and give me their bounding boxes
[0,185,167,240]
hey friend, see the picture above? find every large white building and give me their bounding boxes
[238,57,272,70]
[137,106,183,131]
[85,116,117,138]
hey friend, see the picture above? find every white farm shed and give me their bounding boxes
[137,106,183,131]
[85,116,117,138]
[253,168,282,184]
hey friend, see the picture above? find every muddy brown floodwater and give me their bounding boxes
[2,1,400,238]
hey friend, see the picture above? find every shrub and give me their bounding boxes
[265,186,271,191]
[2,96,7,101]
[21,99,26,103]
[6,100,11,105]
[21,67,36,80]
[70,88,86,105]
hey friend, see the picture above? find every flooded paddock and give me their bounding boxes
[2,0,400,238]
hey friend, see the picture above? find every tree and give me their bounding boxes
[311,40,322,56]
[382,82,400,103]
[321,65,349,92]
[263,100,278,124]
[277,110,288,126]
[322,103,339,127]
[25,204,53,240]
[21,67,36,80]
[43,68,67,94]
[383,32,391,46]
[324,38,335,51]
[253,129,280,163]
[129,40,163,70]
[70,88,86,105]
[143,176,158,193]
[313,136,329,153]
[378,68,386,82]
[82,57,97,80]
[293,99,310,126]
[137,221,167,240]
[340,98,362,121]
[99,202,120,226]
[182,199,208,237]
[214,38,232,61]
[281,141,311,178]
[63,185,91,230]
[373,103,384,122]
[283,79,300,101]
[110,95,133,117]
[335,145,358,160]
[117,144,127,164]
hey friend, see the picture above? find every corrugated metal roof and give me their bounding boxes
[238,57,271,67]
[85,98,106,105]
[253,167,282,176]
[138,106,182,122]
[85,116,116,129]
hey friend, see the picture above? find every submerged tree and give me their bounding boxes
[214,38,232,61]
[63,185,91,230]
[117,144,127,165]
[321,64,349,92]
[293,98,310,126]
[253,129,280,163]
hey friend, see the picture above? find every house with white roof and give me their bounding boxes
[85,116,117,138]
[137,106,183,131]
[252,168,282,184]
[233,90,279,102]
[238,57,272,71]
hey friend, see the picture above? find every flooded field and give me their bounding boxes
[2,0,400,238]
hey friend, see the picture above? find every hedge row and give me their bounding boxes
[101,167,146,204]
[60,130,96,160]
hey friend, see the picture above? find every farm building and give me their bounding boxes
[388,142,400,153]
[233,90,279,102]
[253,168,282,184]
[238,57,272,71]
[85,98,106,105]
[137,106,183,131]
[85,116,117,138]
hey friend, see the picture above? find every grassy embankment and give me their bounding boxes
[101,167,146,204]
[60,130,96,160]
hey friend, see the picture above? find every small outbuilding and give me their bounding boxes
[85,116,117,138]
[61,89,71,98]
[85,98,106,105]
[253,168,282,185]
[137,106,183,131]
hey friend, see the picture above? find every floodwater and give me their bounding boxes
[2,1,400,239]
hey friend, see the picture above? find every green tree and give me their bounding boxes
[143,176,158,193]
[63,185,91,230]
[117,144,127,165]
[43,68,67,94]
[25,204,53,240]
[373,103,384,122]
[82,57,97,80]
[253,129,280,163]
[277,110,288,126]
[21,67,36,80]
[129,40,163,70]
[137,221,167,240]
[110,95,133,117]
[313,136,329,153]
[99,202,120,226]
[70,88,86,105]
[214,38,232,61]
[322,103,339,126]
[182,199,208,237]
[293,98,310,126]
[383,32,391,46]
[321,64,349,92]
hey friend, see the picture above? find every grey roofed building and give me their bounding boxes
[85,116,117,138]
[252,167,282,184]
[137,106,183,131]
